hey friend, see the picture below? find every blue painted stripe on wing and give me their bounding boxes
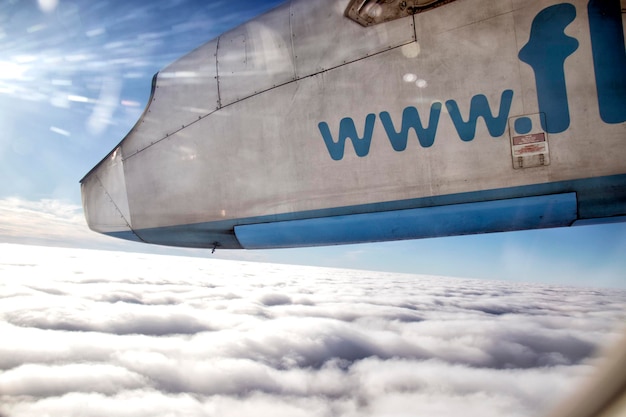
[234,193,578,249]
[106,230,145,242]
[103,174,626,249]
[573,216,626,226]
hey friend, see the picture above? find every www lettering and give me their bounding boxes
[318,90,513,161]
[319,0,625,161]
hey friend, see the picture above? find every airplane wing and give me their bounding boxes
[80,0,626,250]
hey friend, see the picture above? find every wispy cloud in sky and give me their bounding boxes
[0,197,127,250]
[1,244,625,416]
[0,197,230,258]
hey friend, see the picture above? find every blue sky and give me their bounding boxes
[0,0,624,288]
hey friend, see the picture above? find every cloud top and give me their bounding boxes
[1,244,625,417]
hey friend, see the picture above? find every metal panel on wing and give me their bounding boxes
[81,147,134,236]
[121,39,219,159]
[217,2,295,107]
[291,0,415,78]
[121,80,303,231]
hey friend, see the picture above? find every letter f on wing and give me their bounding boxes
[519,4,579,134]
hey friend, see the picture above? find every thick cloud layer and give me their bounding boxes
[1,243,625,417]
